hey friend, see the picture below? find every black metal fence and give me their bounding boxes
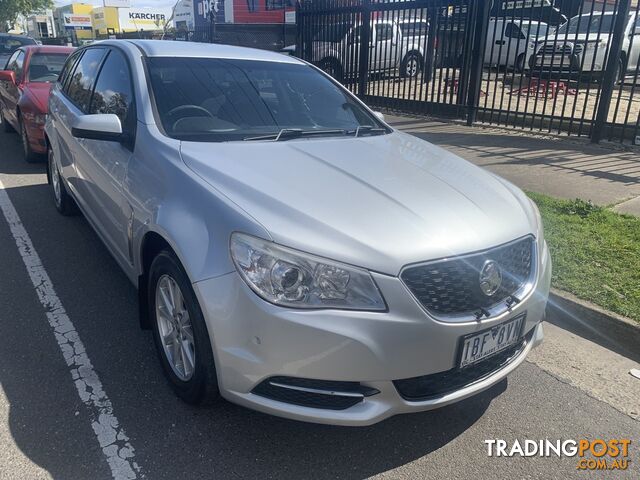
[297,0,640,144]
[106,23,295,52]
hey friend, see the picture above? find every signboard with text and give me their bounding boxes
[118,7,173,31]
[104,0,131,7]
[63,13,93,29]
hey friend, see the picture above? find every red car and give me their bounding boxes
[0,45,74,162]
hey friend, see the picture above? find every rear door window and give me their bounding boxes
[90,49,135,130]
[61,51,83,93]
[66,47,107,112]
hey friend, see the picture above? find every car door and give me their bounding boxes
[49,49,86,184]
[372,23,395,71]
[0,49,25,128]
[502,22,526,68]
[628,14,640,72]
[0,50,20,119]
[54,47,107,201]
[76,47,136,264]
[485,19,504,66]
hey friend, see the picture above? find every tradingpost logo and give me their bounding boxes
[484,439,632,471]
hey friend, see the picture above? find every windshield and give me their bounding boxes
[557,15,614,36]
[0,36,35,57]
[28,53,70,82]
[520,23,549,38]
[147,57,386,142]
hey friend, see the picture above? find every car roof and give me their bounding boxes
[104,39,303,65]
[0,33,36,40]
[23,45,75,54]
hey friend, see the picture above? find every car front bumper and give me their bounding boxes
[193,241,551,426]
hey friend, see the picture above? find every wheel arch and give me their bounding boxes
[44,131,51,184]
[137,229,181,330]
[403,49,424,64]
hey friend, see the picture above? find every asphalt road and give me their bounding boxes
[0,127,638,480]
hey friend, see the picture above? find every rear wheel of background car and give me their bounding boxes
[149,250,220,405]
[515,54,526,74]
[400,52,422,78]
[48,145,78,216]
[1,108,14,133]
[319,58,344,82]
[614,57,625,85]
[20,117,39,163]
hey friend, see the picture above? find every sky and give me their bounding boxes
[54,0,177,7]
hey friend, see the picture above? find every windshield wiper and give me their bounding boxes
[243,128,346,142]
[349,125,387,137]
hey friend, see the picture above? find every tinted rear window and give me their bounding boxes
[28,53,70,82]
[0,36,35,56]
[66,48,107,112]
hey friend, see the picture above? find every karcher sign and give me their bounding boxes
[118,7,172,31]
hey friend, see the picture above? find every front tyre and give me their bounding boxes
[400,52,422,78]
[149,250,220,405]
[20,118,39,163]
[1,107,15,133]
[48,146,78,216]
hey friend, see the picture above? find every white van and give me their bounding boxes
[484,19,551,72]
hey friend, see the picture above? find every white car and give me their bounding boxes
[532,12,640,81]
[312,18,431,81]
[484,19,551,72]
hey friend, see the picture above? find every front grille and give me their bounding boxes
[393,329,533,401]
[400,237,534,317]
[541,42,573,55]
[252,376,379,410]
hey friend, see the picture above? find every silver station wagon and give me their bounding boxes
[45,40,551,426]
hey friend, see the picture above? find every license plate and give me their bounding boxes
[458,314,525,368]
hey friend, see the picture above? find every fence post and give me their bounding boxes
[466,0,491,126]
[295,1,302,58]
[358,0,371,99]
[591,0,631,143]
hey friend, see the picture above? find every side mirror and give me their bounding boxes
[373,111,385,122]
[0,70,16,84]
[72,114,125,142]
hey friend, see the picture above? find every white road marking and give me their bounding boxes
[0,178,142,479]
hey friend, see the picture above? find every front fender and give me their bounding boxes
[128,124,270,285]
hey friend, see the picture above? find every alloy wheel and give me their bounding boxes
[407,57,419,77]
[155,274,196,382]
[21,122,29,157]
[49,150,62,206]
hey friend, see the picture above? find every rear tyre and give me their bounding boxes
[48,145,78,216]
[20,118,39,163]
[400,52,422,78]
[1,108,14,133]
[149,250,220,405]
[515,54,526,74]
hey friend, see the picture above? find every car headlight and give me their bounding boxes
[230,233,386,311]
[23,112,47,125]
[528,197,544,245]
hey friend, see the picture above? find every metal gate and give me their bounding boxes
[297,0,640,144]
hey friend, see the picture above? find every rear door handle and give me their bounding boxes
[496,40,506,45]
